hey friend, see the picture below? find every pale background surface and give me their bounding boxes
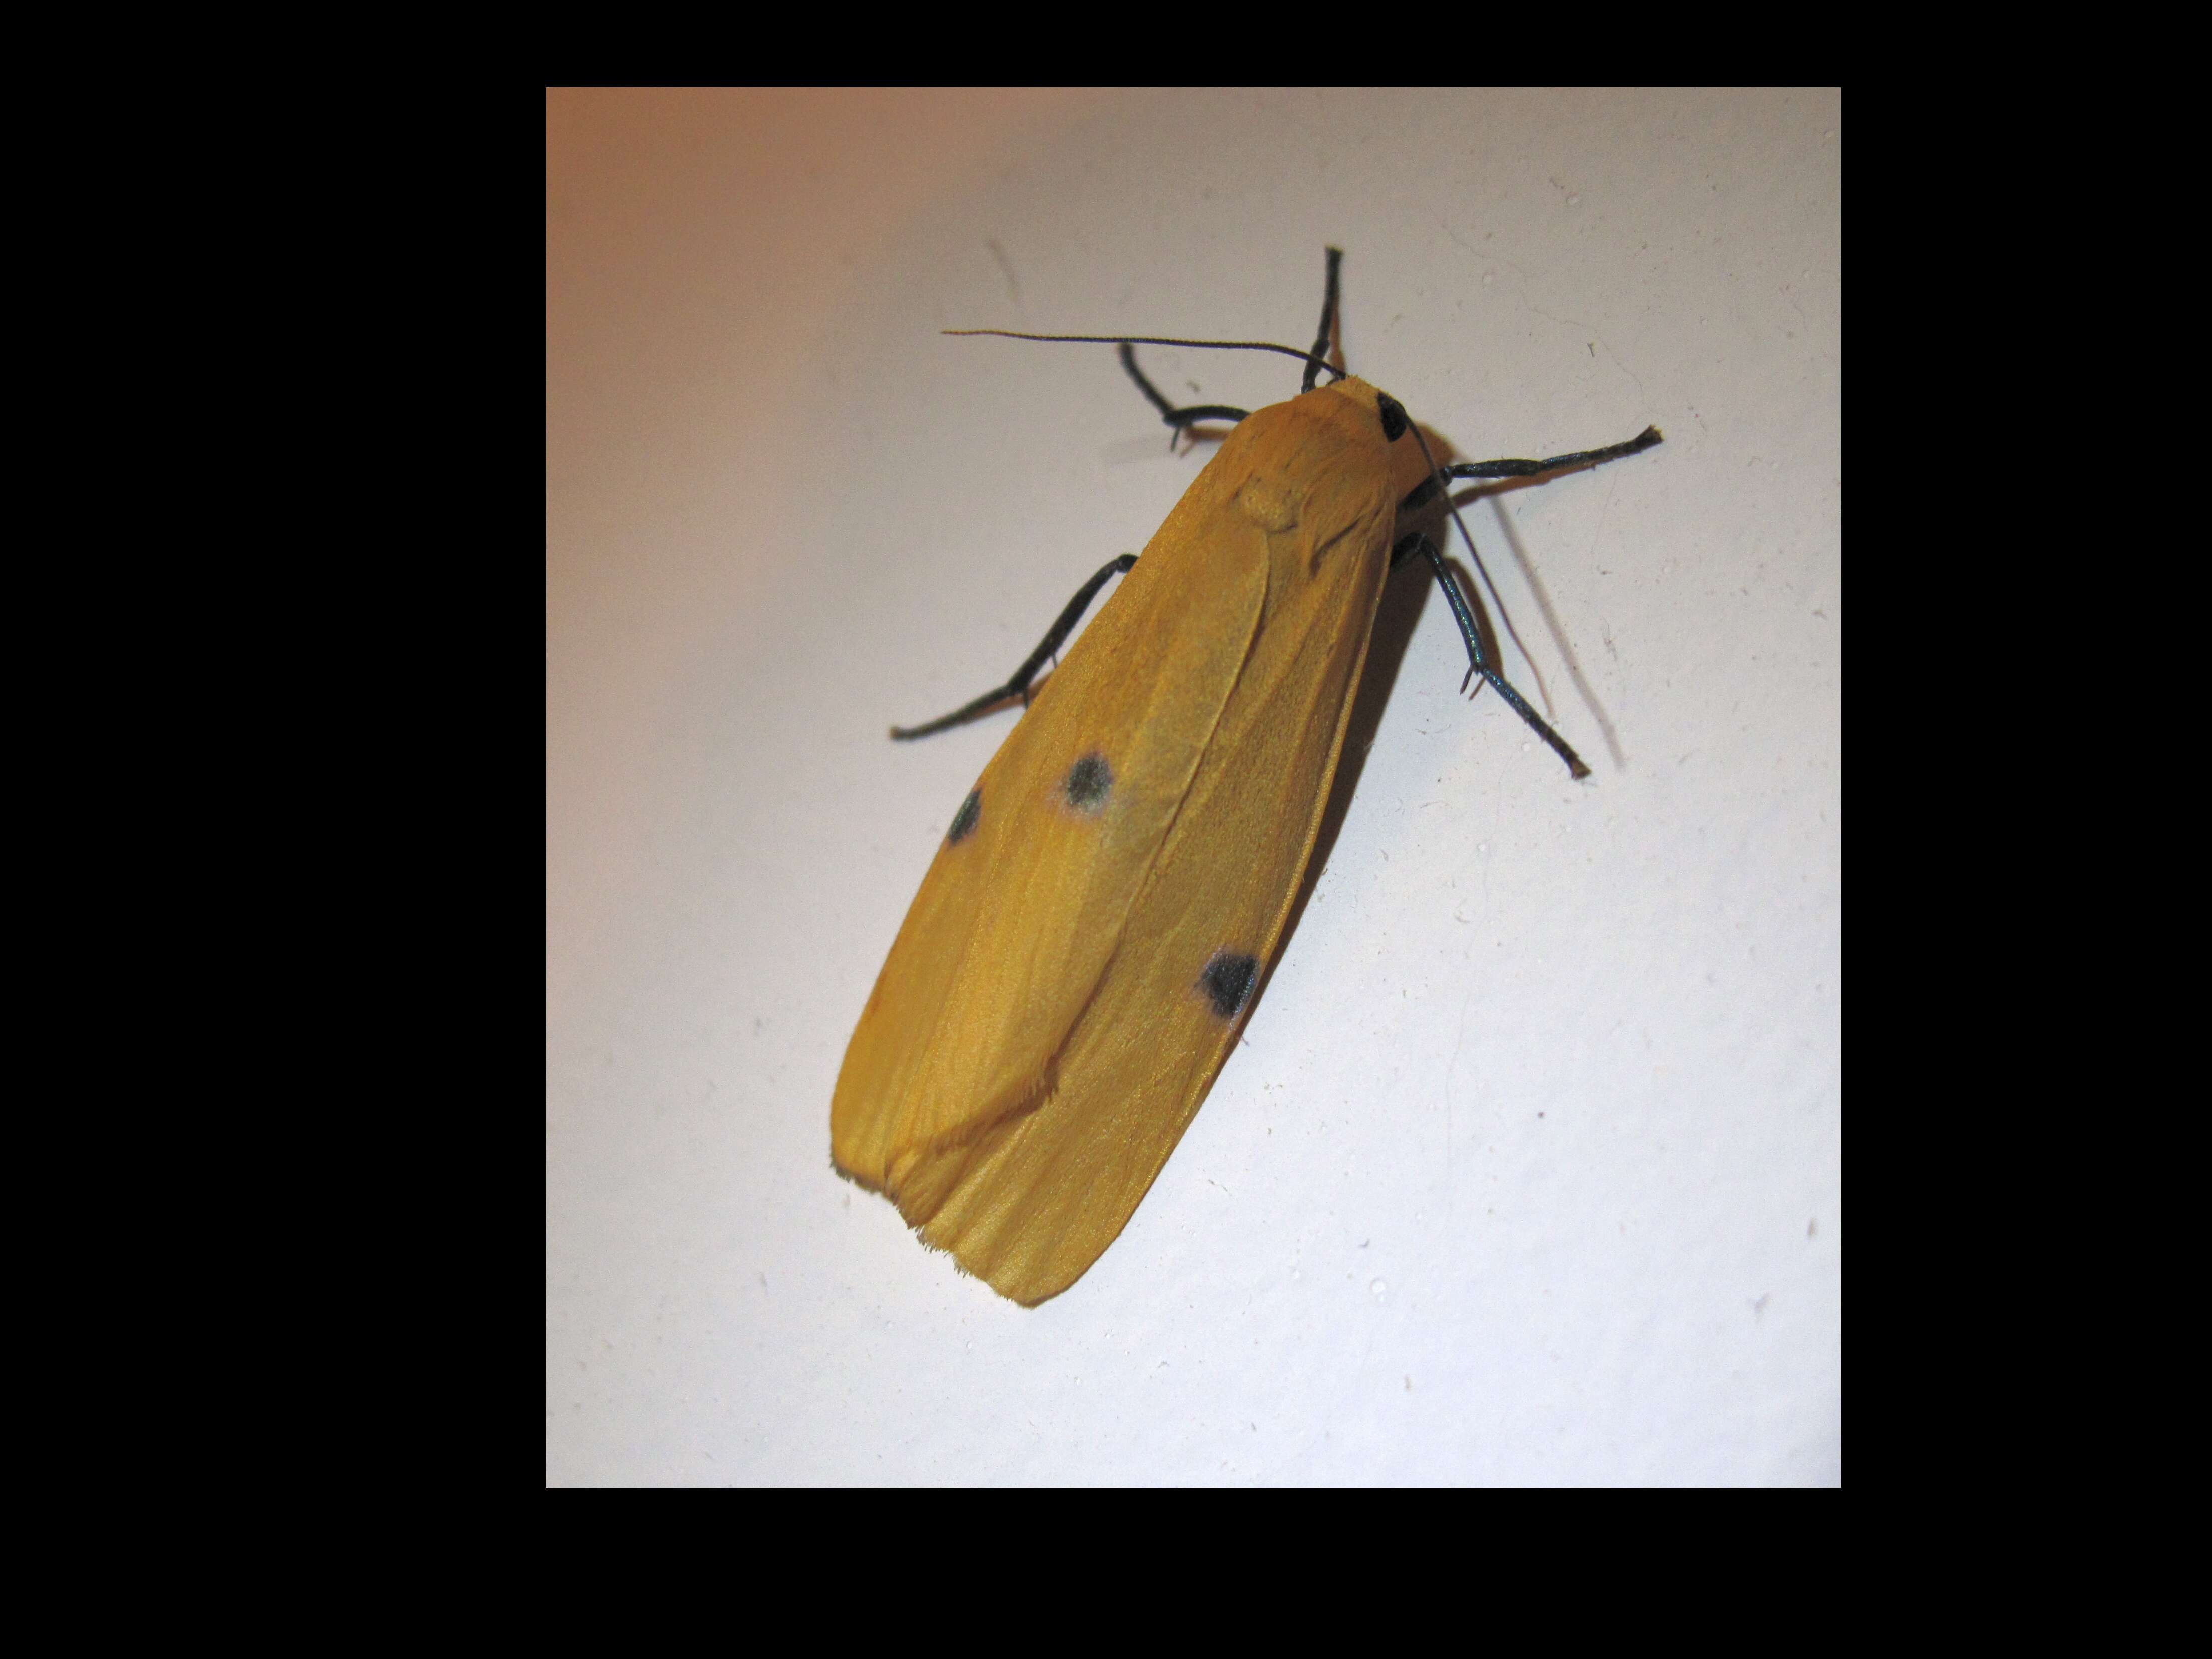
[547,88,1840,1485]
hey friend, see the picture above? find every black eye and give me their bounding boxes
[1198,950,1259,1020]
[1062,753,1112,814]
[946,788,981,845]
[1375,393,1409,443]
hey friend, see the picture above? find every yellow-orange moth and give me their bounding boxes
[834,250,1658,1304]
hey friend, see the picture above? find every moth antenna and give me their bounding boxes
[945,329,1341,385]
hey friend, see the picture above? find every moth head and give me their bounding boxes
[1319,376,1440,501]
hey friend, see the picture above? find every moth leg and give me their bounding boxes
[1119,247,1347,438]
[1391,532,1591,781]
[1118,341,1248,446]
[890,554,1140,740]
[1301,246,1344,392]
[1398,425,1663,513]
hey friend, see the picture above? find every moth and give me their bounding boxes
[834,251,1658,1303]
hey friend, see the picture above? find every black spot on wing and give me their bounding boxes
[1198,950,1259,1021]
[1375,392,1409,443]
[1062,752,1112,814]
[946,788,981,845]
